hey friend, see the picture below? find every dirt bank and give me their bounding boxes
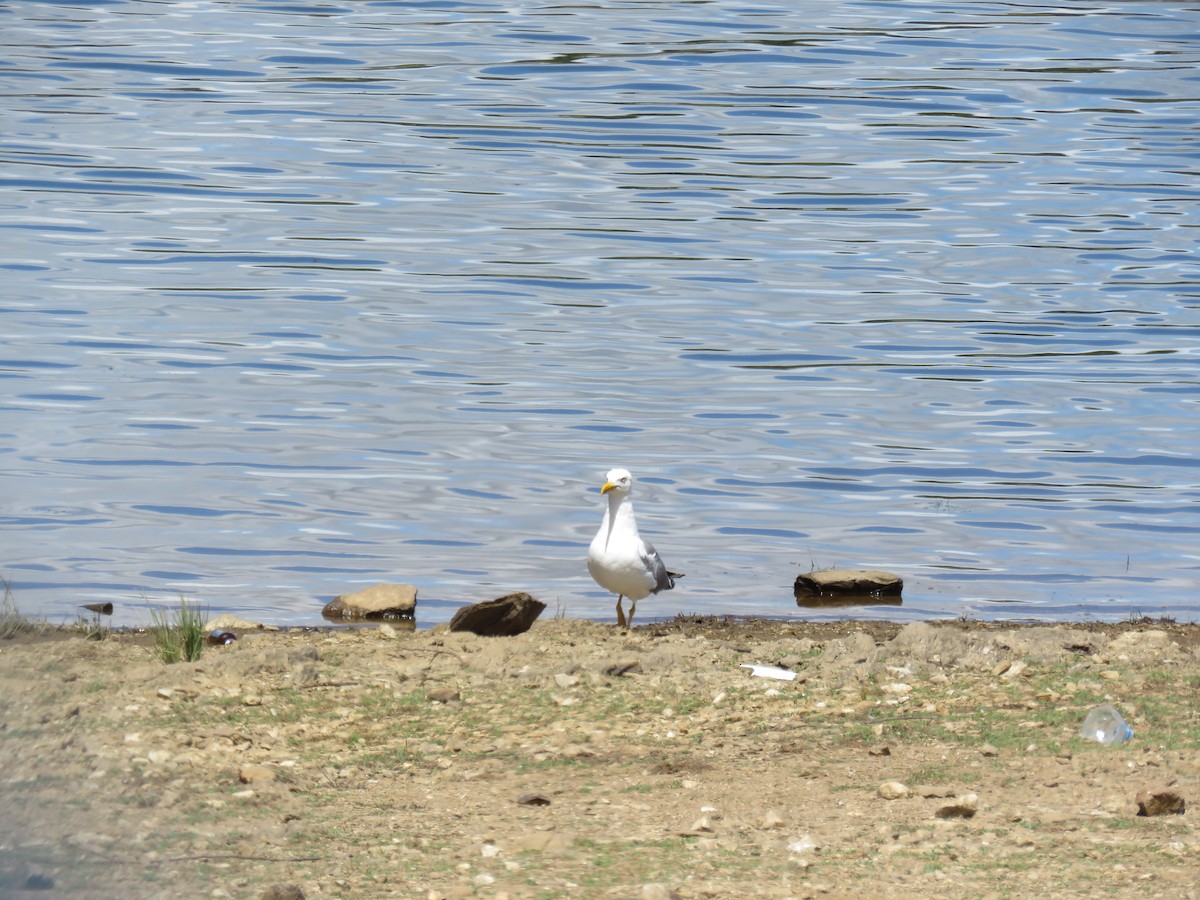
[1,617,1197,899]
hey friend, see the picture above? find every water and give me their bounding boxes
[2,0,1197,629]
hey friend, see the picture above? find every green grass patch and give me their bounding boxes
[149,597,206,663]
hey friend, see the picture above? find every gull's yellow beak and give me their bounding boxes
[600,480,615,494]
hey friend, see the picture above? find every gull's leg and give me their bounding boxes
[615,596,627,629]
[627,599,638,630]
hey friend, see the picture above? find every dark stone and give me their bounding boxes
[449,592,545,636]
[1136,788,1186,817]
[794,568,903,608]
[23,869,54,891]
[261,885,305,900]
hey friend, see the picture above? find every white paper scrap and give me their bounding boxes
[740,664,797,681]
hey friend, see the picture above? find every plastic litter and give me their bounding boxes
[1079,704,1133,745]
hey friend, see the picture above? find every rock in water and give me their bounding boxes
[794,568,903,601]
[449,592,545,636]
[323,583,417,620]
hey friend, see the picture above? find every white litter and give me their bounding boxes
[740,664,797,681]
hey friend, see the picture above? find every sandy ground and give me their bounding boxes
[1,616,1198,899]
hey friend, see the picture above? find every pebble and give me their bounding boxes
[879,781,910,800]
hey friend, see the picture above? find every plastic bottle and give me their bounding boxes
[1079,705,1133,745]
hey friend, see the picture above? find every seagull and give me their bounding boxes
[587,468,679,629]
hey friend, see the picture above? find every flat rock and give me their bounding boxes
[323,583,417,620]
[239,764,276,784]
[794,568,903,600]
[449,592,545,636]
[1136,787,1186,817]
[206,613,262,631]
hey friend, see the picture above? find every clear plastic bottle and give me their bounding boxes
[1079,705,1133,745]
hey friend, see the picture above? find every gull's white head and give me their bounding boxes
[601,468,633,495]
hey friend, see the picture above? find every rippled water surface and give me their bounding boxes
[3,0,1198,628]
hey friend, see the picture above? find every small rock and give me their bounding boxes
[23,869,54,891]
[936,793,979,819]
[1000,660,1027,680]
[793,568,903,600]
[690,816,715,833]
[913,785,958,799]
[206,613,262,631]
[879,781,910,800]
[1136,788,1186,817]
[553,673,578,688]
[260,885,305,900]
[449,592,545,636]
[428,687,460,704]
[516,793,551,806]
[762,810,785,829]
[869,745,891,757]
[323,583,417,621]
[239,764,276,785]
[641,885,680,900]
[980,744,999,758]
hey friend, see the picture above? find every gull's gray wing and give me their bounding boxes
[640,539,678,594]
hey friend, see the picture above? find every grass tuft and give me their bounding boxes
[149,597,207,663]
[0,577,41,640]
